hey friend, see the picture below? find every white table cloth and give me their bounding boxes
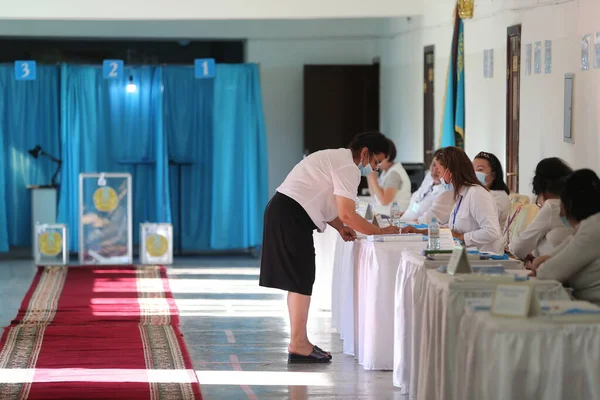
[331,237,358,355]
[455,309,600,400]
[354,240,428,370]
[414,270,570,400]
[392,252,526,394]
[313,226,341,311]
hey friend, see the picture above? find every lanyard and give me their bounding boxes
[451,195,464,227]
[419,185,434,202]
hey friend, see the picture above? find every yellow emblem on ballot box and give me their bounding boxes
[93,187,119,212]
[146,234,169,257]
[39,231,63,256]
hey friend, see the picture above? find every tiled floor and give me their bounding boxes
[0,256,405,399]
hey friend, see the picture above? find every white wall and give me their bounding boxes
[0,0,420,20]
[381,0,599,195]
[247,38,379,194]
[0,18,390,39]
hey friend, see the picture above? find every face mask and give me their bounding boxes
[440,171,454,191]
[358,154,373,176]
[475,171,488,186]
[560,216,571,228]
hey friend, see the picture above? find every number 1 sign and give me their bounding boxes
[194,58,216,79]
[103,60,124,79]
[15,61,36,81]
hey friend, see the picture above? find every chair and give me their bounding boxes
[504,203,539,253]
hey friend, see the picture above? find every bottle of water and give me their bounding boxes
[390,201,401,227]
[428,217,440,250]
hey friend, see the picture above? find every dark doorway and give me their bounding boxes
[303,64,380,193]
[423,45,435,167]
[506,25,521,192]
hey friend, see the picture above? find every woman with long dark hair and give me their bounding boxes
[472,151,510,230]
[404,146,503,253]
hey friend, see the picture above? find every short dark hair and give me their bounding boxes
[386,139,397,162]
[474,151,510,194]
[561,169,600,222]
[532,157,573,197]
[348,132,390,158]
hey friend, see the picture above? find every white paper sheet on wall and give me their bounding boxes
[582,34,591,71]
[544,40,552,74]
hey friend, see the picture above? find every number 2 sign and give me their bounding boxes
[103,60,124,79]
[194,59,215,79]
[15,61,36,81]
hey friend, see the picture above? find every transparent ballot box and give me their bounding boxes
[79,173,132,265]
[34,223,68,265]
[140,223,173,265]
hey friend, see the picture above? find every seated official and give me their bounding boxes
[366,139,411,214]
[473,151,511,230]
[532,169,600,305]
[400,149,454,224]
[509,158,573,262]
[403,146,503,253]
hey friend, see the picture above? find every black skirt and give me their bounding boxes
[259,192,318,296]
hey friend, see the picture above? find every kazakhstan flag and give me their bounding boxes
[440,10,465,149]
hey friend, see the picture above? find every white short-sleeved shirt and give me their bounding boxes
[449,185,503,254]
[509,199,574,258]
[277,148,360,232]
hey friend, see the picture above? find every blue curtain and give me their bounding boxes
[57,65,170,251]
[163,67,213,251]
[0,65,60,248]
[211,64,268,249]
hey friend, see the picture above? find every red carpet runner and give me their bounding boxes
[0,266,202,400]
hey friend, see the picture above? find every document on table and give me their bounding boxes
[439,228,455,250]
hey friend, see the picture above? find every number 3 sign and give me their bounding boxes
[103,60,124,79]
[15,61,36,81]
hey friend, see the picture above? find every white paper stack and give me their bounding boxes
[366,234,426,242]
[541,300,600,322]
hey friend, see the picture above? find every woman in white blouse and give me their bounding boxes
[403,146,503,253]
[366,139,412,213]
[532,169,600,305]
[509,157,573,263]
[472,151,511,230]
[400,149,454,224]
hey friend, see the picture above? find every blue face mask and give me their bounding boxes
[359,154,374,176]
[560,216,571,228]
[440,171,454,191]
[475,171,488,186]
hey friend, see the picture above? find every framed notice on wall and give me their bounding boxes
[78,173,132,265]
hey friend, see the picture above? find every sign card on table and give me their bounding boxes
[491,283,540,318]
[446,246,473,275]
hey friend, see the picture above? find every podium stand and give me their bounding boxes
[27,185,58,256]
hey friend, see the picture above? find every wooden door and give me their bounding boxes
[506,25,521,192]
[423,46,435,166]
[304,64,380,155]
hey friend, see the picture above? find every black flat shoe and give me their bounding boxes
[288,349,332,364]
[313,345,332,359]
